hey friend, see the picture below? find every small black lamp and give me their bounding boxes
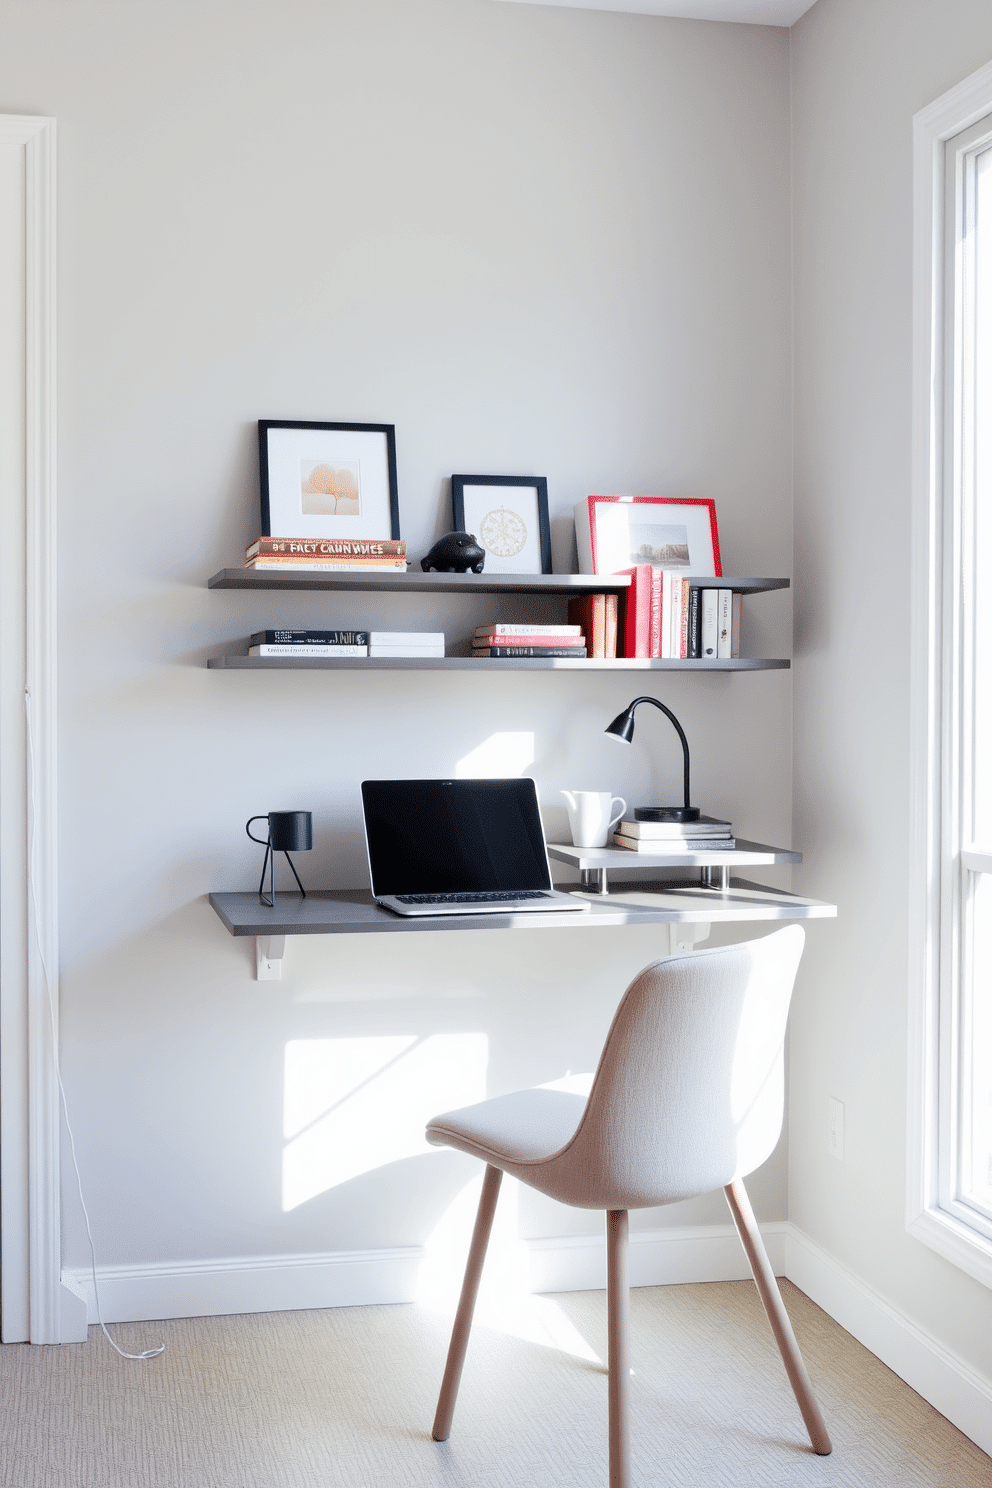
[246,811,312,907]
[604,697,700,822]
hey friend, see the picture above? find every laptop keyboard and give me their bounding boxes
[395,890,552,905]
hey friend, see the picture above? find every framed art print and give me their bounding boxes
[452,475,552,574]
[574,495,722,577]
[258,421,400,540]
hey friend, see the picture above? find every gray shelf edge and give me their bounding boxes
[206,569,790,596]
[206,655,791,671]
[208,568,629,594]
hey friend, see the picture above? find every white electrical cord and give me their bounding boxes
[25,686,164,1360]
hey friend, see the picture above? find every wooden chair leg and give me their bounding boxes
[432,1164,503,1442]
[724,1180,833,1456]
[606,1208,631,1488]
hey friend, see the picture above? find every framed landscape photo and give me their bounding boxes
[258,421,400,540]
[574,494,722,577]
[451,475,552,574]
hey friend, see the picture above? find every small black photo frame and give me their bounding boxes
[451,474,552,574]
[259,420,400,540]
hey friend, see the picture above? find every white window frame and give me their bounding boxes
[909,60,992,1288]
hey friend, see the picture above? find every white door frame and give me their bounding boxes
[0,114,79,1343]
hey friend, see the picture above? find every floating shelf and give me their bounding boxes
[206,570,791,668]
[207,654,790,671]
[207,569,790,597]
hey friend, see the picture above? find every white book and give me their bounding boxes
[612,834,736,853]
[615,815,733,840]
[731,592,743,658]
[701,588,719,658]
[369,632,444,645]
[369,646,445,657]
[717,589,733,659]
[660,570,672,659]
[248,644,367,657]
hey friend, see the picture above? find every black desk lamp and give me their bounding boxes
[604,697,700,822]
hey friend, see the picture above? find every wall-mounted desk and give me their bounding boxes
[209,878,836,978]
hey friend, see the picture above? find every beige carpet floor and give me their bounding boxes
[0,1280,988,1488]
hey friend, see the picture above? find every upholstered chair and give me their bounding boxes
[425,925,831,1487]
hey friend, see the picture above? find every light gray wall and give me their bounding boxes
[790,0,992,1379]
[1,1,793,1292]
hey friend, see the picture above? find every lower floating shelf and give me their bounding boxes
[207,655,790,671]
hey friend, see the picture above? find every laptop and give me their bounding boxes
[361,778,590,917]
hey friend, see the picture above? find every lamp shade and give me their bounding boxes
[604,706,636,744]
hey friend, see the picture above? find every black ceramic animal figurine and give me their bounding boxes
[421,532,486,574]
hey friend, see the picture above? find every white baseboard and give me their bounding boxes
[528,1222,786,1293]
[64,1221,991,1460]
[62,1221,786,1327]
[59,1277,88,1343]
[62,1245,427,1326]
[783,1223,992,1458]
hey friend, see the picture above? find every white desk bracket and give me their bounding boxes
[256,936,286,980]
[669,921,711,956]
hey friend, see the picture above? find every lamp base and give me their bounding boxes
[634,806,701,823]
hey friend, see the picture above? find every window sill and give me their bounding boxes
[908,1205,992,1290]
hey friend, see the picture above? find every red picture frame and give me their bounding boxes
[574,495,722,578]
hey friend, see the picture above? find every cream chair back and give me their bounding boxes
[540,926,805,1211]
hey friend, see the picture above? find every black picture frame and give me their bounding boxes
[258,420,400,540]
[451,474,552,575]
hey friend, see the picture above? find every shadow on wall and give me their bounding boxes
[59,897,723,1271]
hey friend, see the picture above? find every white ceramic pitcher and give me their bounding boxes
[560,790,627,849]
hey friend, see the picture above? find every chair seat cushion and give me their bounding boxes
[426,1089,588,1169]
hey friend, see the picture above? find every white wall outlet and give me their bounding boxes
[827,1096,845,1160]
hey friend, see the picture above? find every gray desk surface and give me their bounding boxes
[208,881,836,938]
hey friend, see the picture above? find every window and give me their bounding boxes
[910,62,992,1286]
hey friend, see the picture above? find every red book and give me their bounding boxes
[604,593,618,659]
[679,577,690,658]
[568,594,604,659]
[246,536,407,558]
[472,634,586,648]
[616,565,654,658]
[567,594,620,659]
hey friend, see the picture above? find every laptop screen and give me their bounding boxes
[362,779,553,896]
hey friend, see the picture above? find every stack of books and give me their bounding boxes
[567,593,618,659]
[369,631,444,658]
[618,567,742,659]
[245,537,407,572]
[472,623,587,658]
[248,629,368,657]
[611,815,736,853]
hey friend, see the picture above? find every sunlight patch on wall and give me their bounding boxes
[455,731,535,777]
[417,1172,601,1364]
[282,1033,488,1211]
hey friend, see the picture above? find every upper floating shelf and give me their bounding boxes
[207,654,790,671]
[207,569,790,597]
